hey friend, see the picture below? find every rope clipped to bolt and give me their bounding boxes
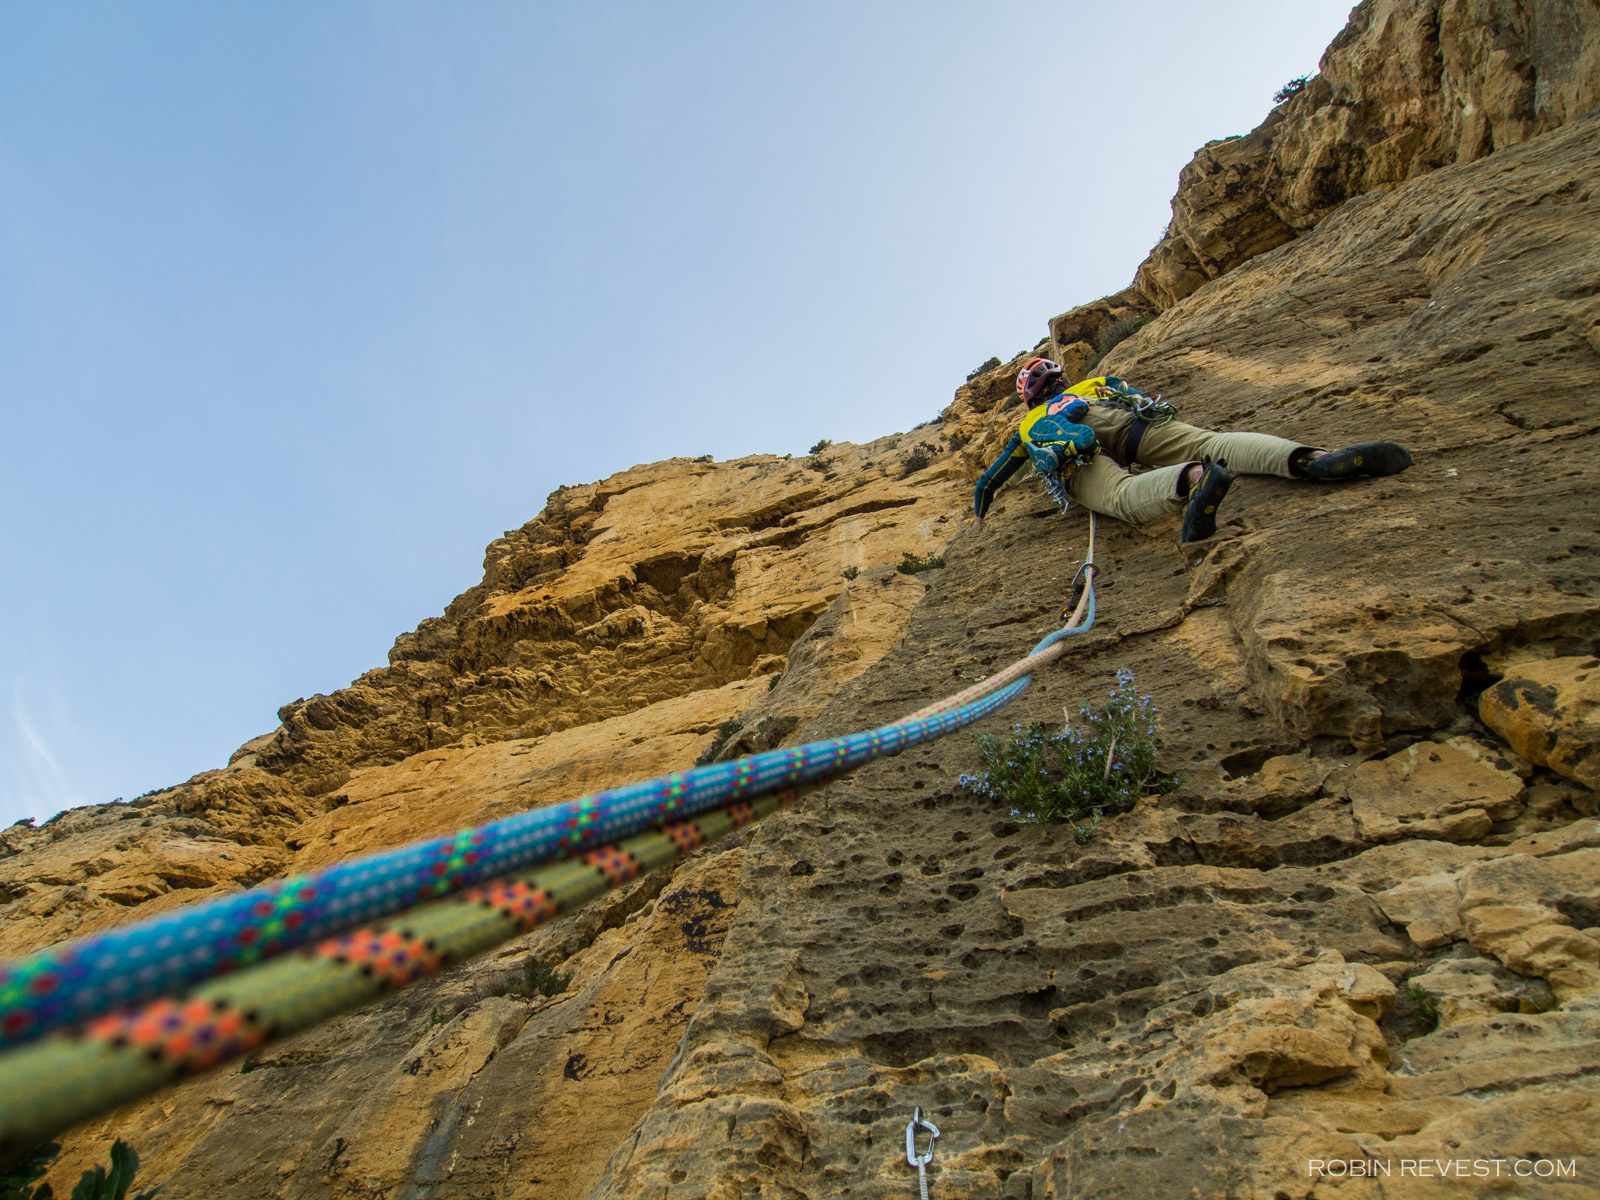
[906,1107,940,1200]
[0,517,1097,1146]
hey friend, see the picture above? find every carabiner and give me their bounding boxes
[905,1106,940,1167]
[1062,561,1100,622]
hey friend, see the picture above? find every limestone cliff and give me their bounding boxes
[1046,0,1600,358]
[6,1,1600,1196]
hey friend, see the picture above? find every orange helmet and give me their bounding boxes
[1016,357,1063,403]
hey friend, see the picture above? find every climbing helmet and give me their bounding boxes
[1016,357,1064,403]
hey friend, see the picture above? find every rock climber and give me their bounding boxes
[972,357,1414,542]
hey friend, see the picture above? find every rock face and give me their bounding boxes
[1045,0,1600,358]
[1136,0,1600,310]
[1481,654,1600,789]
[593,110,1600,1200]
[8,4,1600,1198]
[256,440,970,798]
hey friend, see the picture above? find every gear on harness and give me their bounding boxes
[1026,406,1098,512]
[1092,376,1177,424]
[1039,467,1073,512]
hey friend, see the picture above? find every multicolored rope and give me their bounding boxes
[0,789,796,1145]
[0,537,1097,1063]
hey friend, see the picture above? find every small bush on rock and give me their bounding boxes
[1083,315,1151,374]
[6,1138,165,1200]
[1405,982,1440,1030]
[0,1141,59,1200]
[900,441,939,477]
[966,356,1002,381]
[696,718,743,765]
[518,957,572,998]
[897,551,945,574]
[809,438,832,455]
[958,669,1176,841]
[1274,75,1309,104]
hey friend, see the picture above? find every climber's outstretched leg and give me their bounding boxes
[1133,419,1306,478]
[1295,442,1413,479]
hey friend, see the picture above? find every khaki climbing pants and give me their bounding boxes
[1068,405,1312,526]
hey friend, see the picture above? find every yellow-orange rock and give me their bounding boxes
[1480,655,1600,790]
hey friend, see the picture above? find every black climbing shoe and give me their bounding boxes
[1180,458,1231,543]
[1303,442,1412,480]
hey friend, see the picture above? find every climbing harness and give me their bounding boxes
[0,518,1100,1146]
[905,1107,940,1200]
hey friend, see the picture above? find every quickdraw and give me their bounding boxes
[1095,378,1177,424]
[905,1107,940,1200]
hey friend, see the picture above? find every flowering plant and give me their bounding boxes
[957,668,1175,842]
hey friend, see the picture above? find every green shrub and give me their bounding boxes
[0,1141,59,1200]
[0,1138,161,1200]
[900,441,939,478]
[767,671,783,691]
[1082,314,1151,374]
[958,669,1176,840]
[1405,982,1440,1029]
[841,565,859,581]
[693,454,714,463]
[897,551,945,574]
[1274,75,1309,104]
[809,438,833,455]
[966,356,1002,381]
[519,958,572,998]
[696,718,743,765]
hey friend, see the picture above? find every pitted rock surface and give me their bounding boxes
[595,111,1600,1200]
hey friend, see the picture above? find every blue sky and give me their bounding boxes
[0,2,1356,825]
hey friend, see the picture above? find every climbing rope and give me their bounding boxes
[0,786,812,1143]
[0,518,1099,1144]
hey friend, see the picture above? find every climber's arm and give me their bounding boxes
[973,433,1026,523]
